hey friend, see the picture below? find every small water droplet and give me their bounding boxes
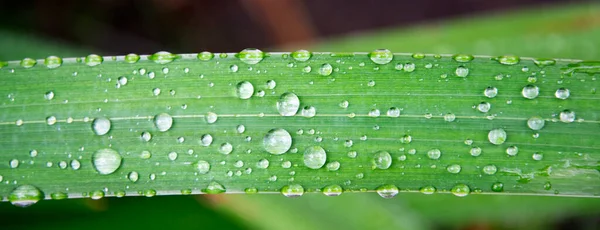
[532,152,543,161]
[206,112,218,124]
[71,159,81,170]
[128,171,139,182]
[427,149,441,160]
[154,113,173,132]
[9,185,43,207]
[477,102,491,113]
[376,184,399,198]
[484,87,498,98]
[46,116,57,125]
[533,58,556,67]
[522,85,539,99]
[44,56,62,68]
[455,66,469,77]
[195,160,211,174]
[554,88,570,100]
[230,64,239,72]
[29,150,38,157]
[304,146,327,169]
[257,159,270,169]
[470,147,482,157]
[168,151,178,161]
[372,151,392,169]
[92,117,111,136]
[10,159,19,168]
[198,51,214,61]
[149,51,179,64]
[451,184,470,197]
[559,110,575,123]
[368,109,381,117]
[527,116,545,130]
[277,92,300,116]
[452,54,474,63]
[141,132,152,142]
[203,181,226,194]
[369,49,393,65]
[506,146,519,156]
[403,63,416,72]
[444,113,456,122]
[386,107,401,117]
[92,148,122,175]
[292,50,312,62]
[152,88,161,96]
[236,125,246,134]
[238,48,264,64]
[301,106,316,118]
[236,81,254,99]
[124,53,140,63]
[140,150,152,159]
[85,54,103,66]
[488,128,507,145]
[447,164,462,174]
[281,184,304,197]
[319,63,333,76]
[491,182,504,192]
[200,134,213,146]
[347,151,357,158]
[219,143,233,155]
[483,165,497,175]
[264,128,292,155]
[326,161,340,171]
[323,185,343,196]
[496,55,520,65]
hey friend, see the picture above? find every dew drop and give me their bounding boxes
[44,91,55,100]
[301,106,316,118]
[20,58,36,68]
[319,63,333,76]
[484,87,498,98]
[152,88,161,96]
[376,184,399,198]
[447,164,462,174]
[477,102,491,113]
[236,125,246,134]
[200,134,213,146]
[281,184,304,197]
[292,50,312,62]
[203,181,226,194]
[403,63,416,72]
[154,113,173,132]
[46,116,57,125]
[506,146,519,156]
[444,113,456,122]
[304,146,327,169]
[236,81,254,99]
[277,92,300,116]
[92,117,111,136]
[230,64,239,72]
[427,149,441,160]
[168,151,178,161]
[149,51,179,64]
[527,116,545,130]
[264,128,292,155]
[44,56,62,68]
[92,148,122,175]
[372,151,392,169]
[10,159,19,168]
[90,191,105,200]
[9,185,43,207]
[455,66,469,77]
[128,171,139,182]
[30,150,38,157]
[521,85,539,99]
[491,182,504,192]
[452,54,474,63]
[347,151,357,158]
[555,88,570,100]
[124,53,140,63]
[483,165,497,175]
[496,55,520,65]
[326,161,341,171]
[141,132,152,142]
[71,160,81,170]
[559,110,575,123]
[238,48,264,64]
[369,49,393,64]
[323,185,343,196]
[219,143,233,155]
[198,51,214,61]
[368,109,381,117]
[387,107,400,117]
[451,184,470,197]
[532,152,543,161]
[84,54,103,66]
[195,160,211,174]
[257,159,270,169]
[470,147,482,157]
[488,128,507,145]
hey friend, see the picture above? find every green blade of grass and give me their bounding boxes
[0,49,598,207]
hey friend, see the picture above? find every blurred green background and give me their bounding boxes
[1,1,599,229]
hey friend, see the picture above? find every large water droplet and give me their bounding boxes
[372,151,392,169]
[369,49,393,65]
[195,160,211,174]
[92,148,122,175]
[84,54,103,66]
[153,113,173,132]
[236,81,254,99]
[304,146,327,169]
[427,149,441,160]
[451,184,470,197]
[506,146,519,156]
[149,51,179,64]
[292,50,312,62]
[527,116,545,130]
[128,171,139,182]
[277,92,300,116]
[263,128,292,155]
[470,147,482,157]
[376,184,399,198]
[301,106,316,118]
[559,110,575,123]
[555,88,570,100]
[447,164,462,174]
[477,102,491,113]
[198,51,214,61]
[455,66,469,77]
[44,56,62,69]
[238,48,264,64]
[484,87,498,98]
[124,53,140,63]
[522,85,539,99]
[323,184,343,196]
[496,55,520,65]
[387,107,401,117]
[483,165,497,175]
[219,143,233,155]
[203,181,226,194]
[488,128,507,145]
[281,184,304,197]
[20,58,36,68]
[92,117,111,136]
[9,185,43,207]
[319,63,333,76]
[200,134,213,146]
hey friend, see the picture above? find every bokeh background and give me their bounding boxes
[1,0,600,229]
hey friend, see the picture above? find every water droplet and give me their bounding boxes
[292,50,312,62]
[451,184,470,197]
[235,81,254,99]
[128,171,139,182]
[559,110,575,123]
[84,54,103,66]
[277,92,300,116]
[532,152,543,161]
[149,51,179,64]
[488,128,507,145]
[376,184,399,198]
[264,128,292,155]
[141,132,152,142]
[491,182,504,192]
[236,125,246,134]
[452,54,474,63]
[92,117,111,136]
[203,181,226,194]
[444,113,456,122]
[9,185,43,207]
[92,148,122,175]
[301,106,316,118]
[10,159,19,168]
[527,116,545,130]
[369,49,393,64]
[201,134,213,146]
[367,80,376,87]
[44,91,55,100]
[219,143,233,155]
[20,57,37,68]
[400,135,412,144]
[506,146,519,156]
[195,160,211,174]
[302,66,312,73]
[90,190,105,200]
[304,146,327,169]
[544,182,552,190]
[420,186,436,195]
[203,112,217,124]
[368,109,381,117]
[447,164,462,174]
[347,151,357,158]
[555,88,570,100]
[316,63,334,77]
[339,100,349,109]
[323,185,343,196]
[372,151,392,169]
[496,55,520,65]
[51,192,68,200]
[140,150,152,159]
[29,150,38,157]
[455,66,469,77]
[71,160,81,170]
[168,151,178,161]
[522,85,539,99]
[124,53,140,63]
[281,184,304,197]
[427,149,441,160]
[198,51,214,61]
[152,88,161,96]
[484,87,498,98]
[230,64,239,72]
[477,102,491,113]
[483,165,497,175]
[470,147,482,157]
[238,48,264,64]
[533,58,556,67]
[344,139,353,147]
[387,107,400,117]
[403,63,416,72]
[46,116,57,125]
[257,159,269,169]
[44,56,62,68]
[154,113,173,132]
[326,161,340,171]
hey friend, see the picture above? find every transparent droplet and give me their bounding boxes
[483,165,497,175]
[152,88,161,96]
[376,184,399,198]
[292,50,312,62]
[527,116,545,130]
[555,88,570,100]
[369,49,393,65]
[85,54,103,66]
[368,109,380,117]
[339,100,349,109]
[168,151,178,161]
[387,107,400,117]
[444,113,456,122]
[203,181,226,194]
[451,184,470,197]
[149,51,179,64]
[477,102,491,113]
[400,135,412,144]
[195,160,211,174]
[347,151,357,158]
[230,64,239,72]
[200,134,213,146]
[323,185,343,196]
[10,159,19,168]
[206,112,218,124]
[326,161,341,171]
[403,63,415,72]
[44,56,62,69]
[71,160,81,170]
[484,87,498,98]
[257,159,270,169]
[197,51,214,61]
[154,113,173,132]
[491,182,504,192]
[124,53,140,63]
[117,76,128,86]
[319,63,333,76]
[140,150,152,159]
[372,151,392,169]
[9,185,43,207]
[452,54,474,63]
[141,132,152,142]
[532,152,543,161]
[447,164,462,174]
[236,81,254,99]
[92,148,122,175]
[506,146,519,156]
[219,143,233,155]
[281,184,304,197]
[455,66,469,77]
[238,48,264,64]
[44,91,55,100]
[522,85,539,99]
[128,171,139,182]
[236,125,246,134]
[264,128,292,155]
[277,92,300,116]
[46,116,57,125]
[496,55,520,65]
[301,106,316,118]
[304,146,327,169]
[559,110,575,123]
[92,117,111,136]
[488,128,507,145]
[427,149,441,160]
[470,147,482,157]
[90,190,105,200]
[29,150,38,157]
